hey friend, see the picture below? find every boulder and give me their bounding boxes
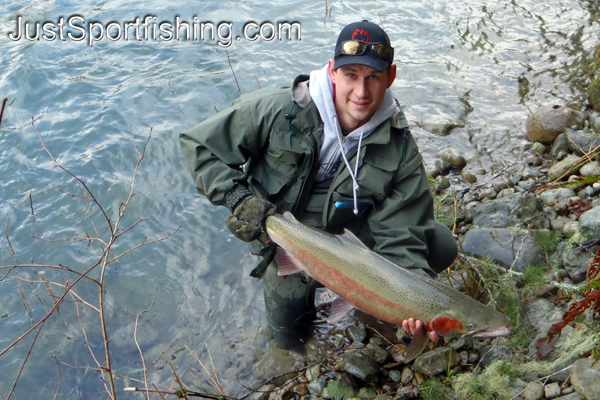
[438,147,467,170]
[579,206,600,238]
[565,129,600,155]
[571,358,600,400]
[461,228,545,272]
[472,193,538,228]
[526,105,587,143]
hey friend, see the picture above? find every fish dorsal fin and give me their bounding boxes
[405,324,431,362]
[275,247,303,276]
[338,229,369,250]
[327,297,355,323]
[282,211,302,224]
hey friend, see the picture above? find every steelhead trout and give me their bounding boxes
[265,212,511,360]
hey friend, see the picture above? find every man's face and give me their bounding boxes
[328,60,396,132]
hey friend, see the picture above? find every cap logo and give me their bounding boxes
[351,29,369,42]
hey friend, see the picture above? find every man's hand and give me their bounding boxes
[225,195,275,243]
[402,318,439,342]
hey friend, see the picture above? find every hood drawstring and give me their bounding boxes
[334,115,364,215]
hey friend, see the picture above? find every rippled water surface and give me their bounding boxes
[1,0,599,398]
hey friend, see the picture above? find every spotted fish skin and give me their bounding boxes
[265,212,510,340]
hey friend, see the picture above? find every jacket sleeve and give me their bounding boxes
[367,131,437,278]
[178,92,276,205]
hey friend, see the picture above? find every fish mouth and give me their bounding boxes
[466,327,512,338]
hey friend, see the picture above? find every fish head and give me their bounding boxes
[426,309,511,339]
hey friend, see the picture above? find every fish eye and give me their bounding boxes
[467,323,474,328]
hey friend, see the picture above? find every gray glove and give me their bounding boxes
[225,193,275,243]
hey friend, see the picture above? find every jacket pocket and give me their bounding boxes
[250,130,305,197]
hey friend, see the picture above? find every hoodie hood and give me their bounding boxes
[309,65,397,214]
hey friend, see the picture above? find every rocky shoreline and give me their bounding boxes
[248,50,600,400]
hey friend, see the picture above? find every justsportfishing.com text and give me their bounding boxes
[7,15,302,48]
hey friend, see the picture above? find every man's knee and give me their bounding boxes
[426,220,458,274]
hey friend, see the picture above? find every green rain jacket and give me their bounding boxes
[179,75,437,277]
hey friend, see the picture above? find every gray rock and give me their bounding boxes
[472,193,538,228]
[438,147,467,170]
[523,382,544,400]
[545,382,562,400]
[562,247,590,283]
[343,351,381,383]
[562,221,580,238]
[308,378,327,396]
[566,129,600,155]
[590,111,600,131]
[401,367,414,385]
[461,228,545,272]
[346,324,367,344]
[497,188,516,199]
[579,161,600,177]
[462,171,477,184]
[531,142,547,154]
[526,105,587,143]
[554,393,583,400]
[388,369,402,383]
[551,216,572,231]
[478,345,512,368]
[435,175,451,190]
[525,298,574,353]
[413,347,460,376]
[579,206,600,238]
[548,155,583,181]
[518,179,537,191]
[571,358,600,400]
[538,188,577,206]
[551,133,570,159]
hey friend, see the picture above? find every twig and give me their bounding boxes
[213,105,218,113]
[124,387,232,399]
[0,264,101,285]
[4,228,16,255]
[129,287,159,399]
[5,320,46,400]
[225,49,241,95]
[53,355,61,400]
[254,73,262,89]
[0,96,7,130]
[29,193,34,215]
[160,346,190,400]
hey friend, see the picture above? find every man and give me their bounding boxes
[180,20,457,347]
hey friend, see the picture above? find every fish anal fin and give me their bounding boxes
[275,247,304,276]
[405,325,431,362]
[338,229,369,250]
[327,297,355,323]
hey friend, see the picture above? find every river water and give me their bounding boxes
[0,0,598,398]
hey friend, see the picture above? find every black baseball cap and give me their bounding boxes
[333,20,394,72]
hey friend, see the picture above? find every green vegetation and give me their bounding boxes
[419,378,454,400]
[324,380,356,400]
[452,360,515,400]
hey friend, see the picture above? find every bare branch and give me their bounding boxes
[5,320,46,400]
[32,117,113,234]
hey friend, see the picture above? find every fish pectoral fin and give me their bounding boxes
[338,229,369,250]
[275,247,304,276]
[405,325,430,362]
[327,297,355,323]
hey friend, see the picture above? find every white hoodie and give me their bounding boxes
[309,65,397,214]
